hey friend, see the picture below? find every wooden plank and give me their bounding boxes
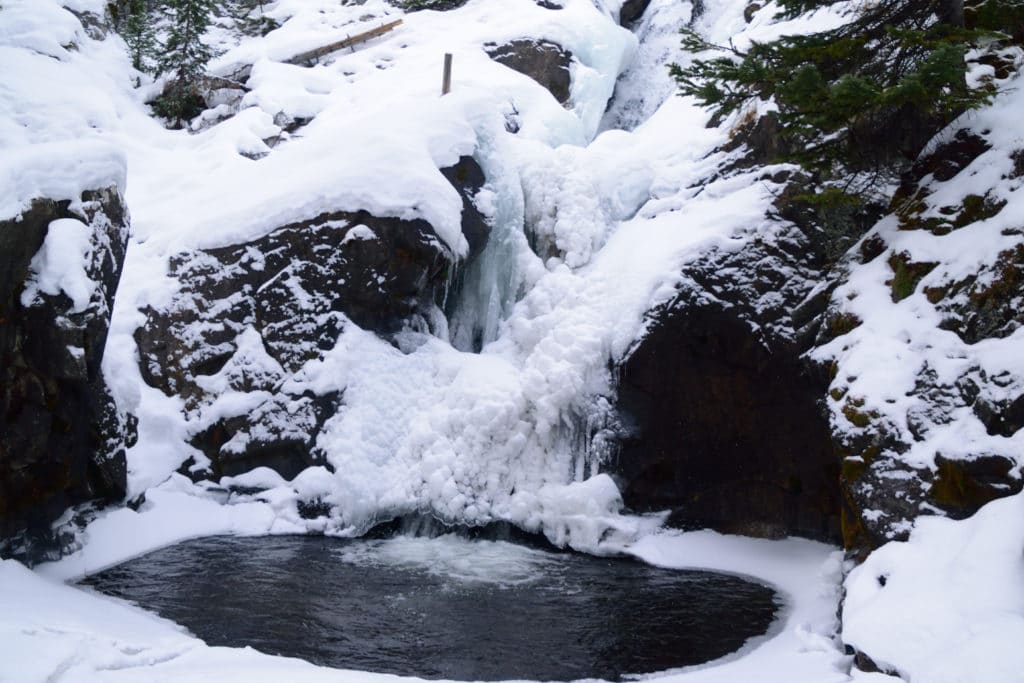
[285,19,404,65]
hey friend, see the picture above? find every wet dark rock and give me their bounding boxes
[619,0,652,25]
[486,40,574,105]
[188,392,342,480]
[440,156,489,258]
[852,649,898,677]
[613,222,842,543]
[974,392,1024,437]
[0,188,131,562]
[900,130,990,189]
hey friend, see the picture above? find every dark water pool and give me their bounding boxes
[81,535,778,680]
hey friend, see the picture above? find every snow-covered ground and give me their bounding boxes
[3,0,1024,681]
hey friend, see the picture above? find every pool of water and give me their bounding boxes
[80,534,779,681]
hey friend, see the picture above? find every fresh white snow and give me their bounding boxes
[843,491,1024,683]
[20,218,97,312]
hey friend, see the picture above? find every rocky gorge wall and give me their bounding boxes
[0,187,132,562]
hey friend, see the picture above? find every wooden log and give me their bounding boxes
[285,19,403,65]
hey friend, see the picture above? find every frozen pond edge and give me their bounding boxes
[3,495,851,683]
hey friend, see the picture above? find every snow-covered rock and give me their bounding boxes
[0,182,132,562]
[485,39,575,105]
[813,80,1024,554]
[134,194,474,481]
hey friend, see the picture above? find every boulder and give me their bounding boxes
[137,158,488,482]
[619,0,652,25]
[0,187,132,562]
[614,228,842,543]
[486,40,574,105]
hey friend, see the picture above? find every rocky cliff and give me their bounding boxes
[0,186,132,562]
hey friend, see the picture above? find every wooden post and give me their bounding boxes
[441,53,453,96]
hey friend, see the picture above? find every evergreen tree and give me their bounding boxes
[672,0,1014,201]
[122,0,157,73]
[154,0,216,127]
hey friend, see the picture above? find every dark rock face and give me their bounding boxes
[608,112,905,544]
[138,210,448,479]
[486,40,574,105]
[0,188,132,561]
[619,0,652,25]
[613,219,843,543]
[137,158,488,481]
[389,0,470,11]
[441,156,489,258]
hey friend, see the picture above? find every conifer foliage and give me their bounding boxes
[672,0,1016,199]
[122,0,157,72]
[153,0,217,127]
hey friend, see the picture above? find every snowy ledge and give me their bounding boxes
[0,140,127,223]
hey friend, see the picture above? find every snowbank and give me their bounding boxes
[843,491,1024,682]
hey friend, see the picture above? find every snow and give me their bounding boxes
[20,217,96,311]
[843,491,1024,682]
[0,141,127,223]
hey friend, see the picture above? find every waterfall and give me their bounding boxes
[444,135,532,353]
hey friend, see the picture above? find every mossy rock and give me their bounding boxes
[952,193,1007,229]
[828,311,861,337]
[930,454,1023,519]
[887,252,937,303]
[936,244,1024,343]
